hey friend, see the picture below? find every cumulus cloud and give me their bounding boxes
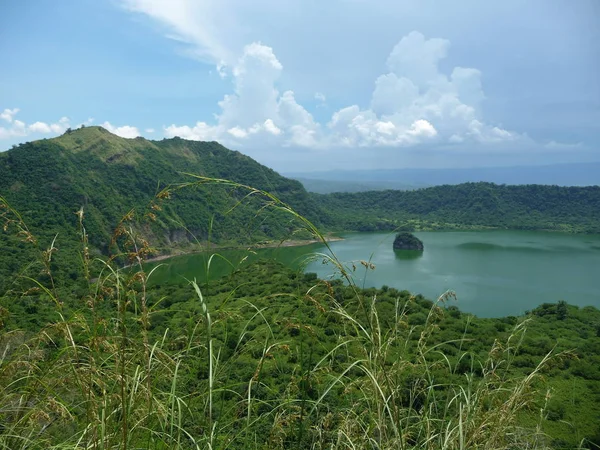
[328,31,521,148]
[28,122,52,133]
[0,112,140,143]
[164,121,221,141]
[101,121,141,138]
[261,119,279,135]
[0,110,72,140]
[159,31,524,150]
[118,0,593,169]
[50,117,71,134]
[1,108,20,123]
[164,42,319,147]
[0,119,27,140]
[120,0,526,151]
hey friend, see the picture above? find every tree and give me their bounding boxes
[556,300,568,320]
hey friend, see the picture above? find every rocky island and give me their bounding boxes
[393,232,424,251]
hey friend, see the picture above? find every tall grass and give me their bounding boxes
[0,180,570,449]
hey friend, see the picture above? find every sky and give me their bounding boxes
[0,0,598,172]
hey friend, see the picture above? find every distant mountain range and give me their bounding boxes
[286,163,600,193]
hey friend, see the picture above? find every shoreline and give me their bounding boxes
[142,235,344,265]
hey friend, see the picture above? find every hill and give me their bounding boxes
[0,126,324,286]
[315,182,600,233]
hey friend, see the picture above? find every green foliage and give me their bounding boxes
[2,131,600,449]
[0,127,324,287]
[1,176,599,449]
[315,182,600,233]
[557,300,568,320]
[392,231,424,250]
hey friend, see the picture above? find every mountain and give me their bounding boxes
[0,126,323,285]
[287,163,600,193]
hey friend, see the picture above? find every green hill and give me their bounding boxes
[315,183,600,233]
[0,126,324,286]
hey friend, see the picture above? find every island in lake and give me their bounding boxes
[393,232,424,251]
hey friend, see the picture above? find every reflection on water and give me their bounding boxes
[394,250,424,260]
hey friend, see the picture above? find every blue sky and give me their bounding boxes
[0,0,598,171]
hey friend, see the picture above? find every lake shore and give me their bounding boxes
[142,235,344,265]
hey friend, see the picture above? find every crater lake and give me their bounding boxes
[148,230,600,317]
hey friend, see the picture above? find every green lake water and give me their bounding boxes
[149,230,600,318]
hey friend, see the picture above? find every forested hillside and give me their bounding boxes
[316,183,600,233]
[0,126,322,244]
[0,127,323,286]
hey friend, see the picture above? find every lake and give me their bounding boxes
[148,230,600,318]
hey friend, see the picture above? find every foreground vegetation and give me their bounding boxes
[1,178,599,449]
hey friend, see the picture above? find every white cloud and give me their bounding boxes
[120,2,532,152]
[216,61,227,78]
[145,128,156,133]
[120,0,240,65]
[217,42,283,130]
[101,121,141,138]
[322,31,528,148]
[0,108,19,123]
[409,119,437,138]
[12,120,27,135]
[163,42,319,147]
[0,109,71,140]
[51,117,71,134]
[157,31,531,151]
[370,74,418,116]
[385,31,450,90]
[164,122,220,141]
[28,122,52,133]
[277,90,318,146]
[227,126,247,138]
[263,119,282,136]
